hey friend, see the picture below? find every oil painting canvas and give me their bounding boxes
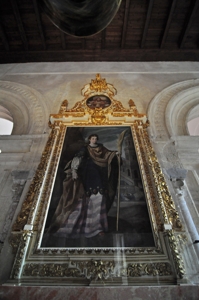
[41,126,154,248]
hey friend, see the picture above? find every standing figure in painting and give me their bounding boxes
[48,134,119,238]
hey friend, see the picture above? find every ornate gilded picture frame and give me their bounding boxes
[9,74,184,286]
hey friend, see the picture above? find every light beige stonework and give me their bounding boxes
[0,62,199,289]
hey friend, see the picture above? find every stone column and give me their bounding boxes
[174,180,199,259]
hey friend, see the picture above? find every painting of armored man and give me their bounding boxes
[41,127,154,248]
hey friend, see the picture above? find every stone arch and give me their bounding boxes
[186,104,199,136]
[0,105,13,135]
[0,81,49,135]
[147,79,199,141]
[165,86,199,136]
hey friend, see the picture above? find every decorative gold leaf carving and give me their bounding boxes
[165,230,185,279]
[81,73,116,98]
[10,231,32,279]
[67,100,86,113]
[128,262,172,277]
[83,260,115,280]
[176,233,188,248]
[23,263,82,278]
[90,74,108,92]
[131,123,162,247]
[50,74,147,126]
[9,233,22,254]
[22,261,172,280]
[33,126,66,231]
[12,130,56,231]
[142,129,182,230]
[59,99,68,113]
[90,108,107,124]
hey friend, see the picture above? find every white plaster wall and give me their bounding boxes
[0,62,199,285]
[1,62,199,123]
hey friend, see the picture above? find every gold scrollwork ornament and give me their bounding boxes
[90,108,107,125]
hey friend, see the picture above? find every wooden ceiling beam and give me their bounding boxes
[179,0,199,48]
[101,29,106,49]
[160,0,177,48]
[33,0,46,50]
[141,0,154,48]
[60,31,66,50]
[0,0,199,62]
[0,21,10,51]
[82,38,86,49]
[10,0,29,50]
[1,48,199,63]
[121,0,131,48]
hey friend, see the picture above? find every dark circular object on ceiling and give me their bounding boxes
[39,0,122,37]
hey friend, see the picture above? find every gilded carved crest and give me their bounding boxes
[52,74,147,126]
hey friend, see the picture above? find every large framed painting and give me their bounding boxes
[41,125,154,249]
[9,74,185,286]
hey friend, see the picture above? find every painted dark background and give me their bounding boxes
[42,126,154,248]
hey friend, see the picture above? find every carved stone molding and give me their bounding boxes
[0,80,49,135]
[165,85,199,137]
[147,79,199,141]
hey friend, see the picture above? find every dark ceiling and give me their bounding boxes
[0,0,199,64]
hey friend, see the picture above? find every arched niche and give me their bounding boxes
[186,104,199,136]
[0,81,49,135]
[147,79,199,140]
[165,85,199,137]
[0,105,13,135]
